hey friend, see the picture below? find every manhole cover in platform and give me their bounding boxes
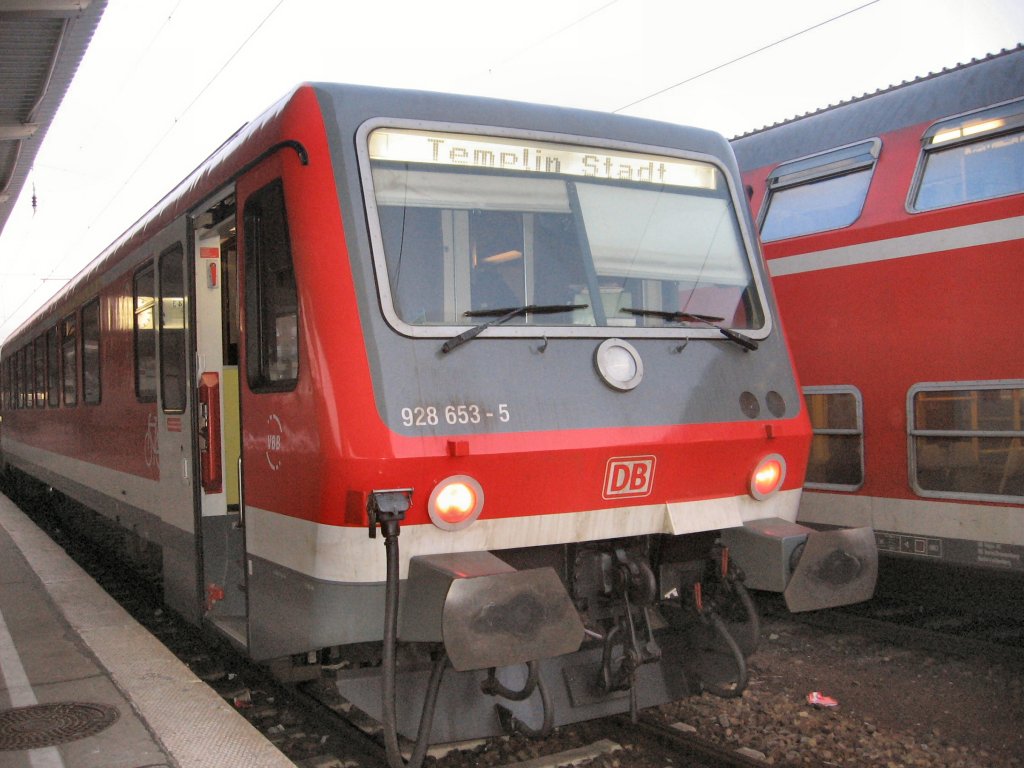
[0,702,120,750]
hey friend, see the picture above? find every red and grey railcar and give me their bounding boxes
[733,46,1024,577]
[0,83,874,750]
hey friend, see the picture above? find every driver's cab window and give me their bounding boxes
[368,129,763,335]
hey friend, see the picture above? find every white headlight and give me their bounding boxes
[595,338,643,391]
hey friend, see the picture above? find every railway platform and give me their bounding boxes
[0,492,294,768]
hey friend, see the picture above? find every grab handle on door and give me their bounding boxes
[198,372,222,493]
[237,457,245,529]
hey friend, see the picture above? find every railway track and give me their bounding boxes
[483,722,767,768]
[796,603,1024,672]
[820,600,1024,670]
[756,562,1024,669]
[600,715,771,768]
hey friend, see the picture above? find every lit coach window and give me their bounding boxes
[428,475,484,530]
[750,454,786,500]
[912,97,1024,211]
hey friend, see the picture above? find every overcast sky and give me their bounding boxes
[0,0,1021,342]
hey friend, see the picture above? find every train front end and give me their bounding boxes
[252,85,877,746]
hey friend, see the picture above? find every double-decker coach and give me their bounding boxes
[734,46,1024,577]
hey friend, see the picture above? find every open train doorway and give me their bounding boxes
[191,189,247,649]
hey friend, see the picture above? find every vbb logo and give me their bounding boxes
[603,456,656,499]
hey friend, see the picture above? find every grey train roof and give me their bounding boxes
[731,45,1024,171]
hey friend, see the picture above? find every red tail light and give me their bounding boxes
[750,454,786,500]
[428,475,484,530]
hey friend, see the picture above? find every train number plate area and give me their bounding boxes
[876,531,942,558]
[876,531,1024,571]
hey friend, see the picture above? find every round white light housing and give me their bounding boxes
[595,338,643,391]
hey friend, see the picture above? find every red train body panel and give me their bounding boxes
[1,82,874,744]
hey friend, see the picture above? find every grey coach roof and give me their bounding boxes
[732,45,1024,171]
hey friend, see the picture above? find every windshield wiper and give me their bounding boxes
[621,307,759,351]
[441,304,588,354]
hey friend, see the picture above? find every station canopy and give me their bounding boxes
[0,0,107,235]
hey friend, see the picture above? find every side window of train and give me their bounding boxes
[10,352,16,408]
[803,386,864,491]
[11,355,17,409]
[14,347,24,408]
[133,264,157,402]
[46,326,59,406]
[18,347,26,408]
[61,313,78,406]
[33,334,46,408]
[20,347,30,408]
[759,139,881,242]
[23,344,33,408]
[82,298,102,405]
[909,382,1024,501]
[20,346,31,408]
[8,355,15,410]
[243,179,299,391]
[26,345,34,408]
[158,244,188,413]
[911,98,1024,211]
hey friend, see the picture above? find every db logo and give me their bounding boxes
[603,456,656,499]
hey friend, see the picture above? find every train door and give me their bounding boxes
[151,235,206,624]
[191,189,248,649]
[235,166,301,661]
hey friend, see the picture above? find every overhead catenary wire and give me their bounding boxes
[488,0,623,72]
[90,0,288,225]
[614,0,881,113]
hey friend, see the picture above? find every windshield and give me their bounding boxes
[365,127,763,332]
